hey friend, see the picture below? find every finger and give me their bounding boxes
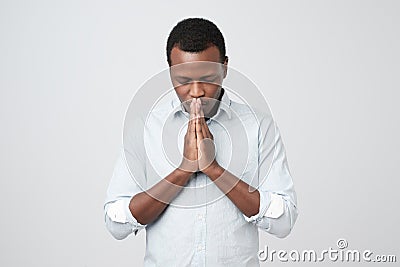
[204,119,213,139]
[188,98,196,134]
[197,98,206,121]
[195,101,204,141]
[195,98,200,119]
[196,99,207,135]
[198,100,212,139]
[191,98,197,119]
[199,105,208,138]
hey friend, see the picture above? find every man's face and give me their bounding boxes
[169,45,228,117]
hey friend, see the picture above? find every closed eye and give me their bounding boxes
[175,77,192,85]
[200,75,218,83]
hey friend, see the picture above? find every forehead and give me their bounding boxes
[169,61,223,80]
[170,45,221,66]
[169,46,223,79]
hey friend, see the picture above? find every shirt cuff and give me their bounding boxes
[106,198,147,234]
[243,191,285,223]
[265,193,285,219]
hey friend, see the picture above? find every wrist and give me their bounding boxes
[174,167,195,180]
[202,161,224,179]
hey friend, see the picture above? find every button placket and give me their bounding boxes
[192,173,207,266]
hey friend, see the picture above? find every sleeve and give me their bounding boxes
[103,147,147,240]
[243,117,298,238]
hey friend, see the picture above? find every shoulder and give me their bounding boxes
[230,100,274,124]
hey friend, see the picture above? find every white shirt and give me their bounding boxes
[104,90,298,266]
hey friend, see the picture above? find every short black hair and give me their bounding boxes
[166,18,226,66]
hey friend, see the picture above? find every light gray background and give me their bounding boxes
[0,0,399,266]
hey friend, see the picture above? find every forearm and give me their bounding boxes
[129,168,193,225]
[204,163,260,218]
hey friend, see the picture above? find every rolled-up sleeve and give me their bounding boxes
[243,117,298,238]
[103,147,147,240]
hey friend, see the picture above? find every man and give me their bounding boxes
[104,18,298,266]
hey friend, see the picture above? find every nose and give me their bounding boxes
[189,81,205,99]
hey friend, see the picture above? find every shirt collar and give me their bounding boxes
[171,88,232,120]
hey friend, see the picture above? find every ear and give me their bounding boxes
[222,56,229,78]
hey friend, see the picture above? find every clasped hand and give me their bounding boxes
[179,98,218,174]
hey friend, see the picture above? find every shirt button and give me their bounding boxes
[197,245,203,251]
[197,214,204,220]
